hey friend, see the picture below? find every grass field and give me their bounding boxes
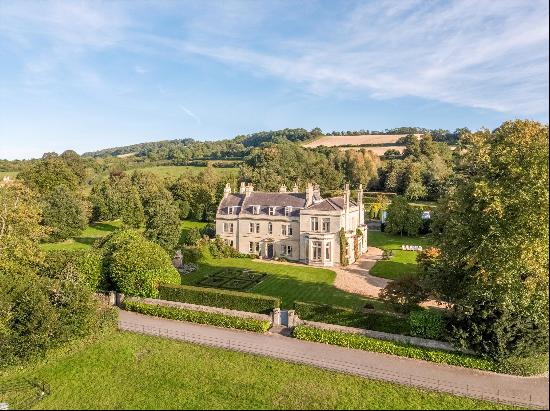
[183,254,379,310]
[40,221,122,251]
[129,165,240,179]
[0,171,17,179]
[368,231,433,280]
[0,331,509,410]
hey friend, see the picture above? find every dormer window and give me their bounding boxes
[252,205,261,215]
[284,206,292,217]
[268,206,277,216]
[227,206,235,215]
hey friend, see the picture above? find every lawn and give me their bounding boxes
[368,231,433,280]
[40,221,122,251]
[0,331,509,410]
[183,255,382,310]
[130,165,240,179]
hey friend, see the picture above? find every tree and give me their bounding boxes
[17,157,78,195]
[42,186,89,241]
[378,274,429,313]
[60,150,88,184]
[428,120,549,360]
[144,196,181,253]
[384,196,409,236]
[0,180,47,271]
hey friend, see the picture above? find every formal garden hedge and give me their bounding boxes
[123,301,271,333]
[159,284,280,314]
[408,309,446,340]
[292,325,548,376]
[294,301,410,335]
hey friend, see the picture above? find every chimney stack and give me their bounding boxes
[279,184,287,193]
[223,183,231,198]
[292,183,299,193]
[239,182,246,194]
[313,184,320,199]
[305,183,314,207]
[343,183,350,230]
[244,183,254,197]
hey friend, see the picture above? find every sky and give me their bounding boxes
[0,0,548,160]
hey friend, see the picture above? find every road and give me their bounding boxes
[118,310,549,409]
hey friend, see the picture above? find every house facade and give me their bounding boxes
[215,182,367,267]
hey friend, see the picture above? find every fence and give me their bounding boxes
[0,379,50,410]
[119,320,546,409]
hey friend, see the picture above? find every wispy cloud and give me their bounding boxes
[179,105,201,125]
[0,0,548,116]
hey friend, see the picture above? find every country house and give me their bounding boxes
[215,182,367,266]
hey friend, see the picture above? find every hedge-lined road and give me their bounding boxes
[118,310,549,409]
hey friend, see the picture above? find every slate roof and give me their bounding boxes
[305,197,357,211]
[217,191,323,216]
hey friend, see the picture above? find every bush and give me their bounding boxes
[123,301,270,333]
[208,235,241,258]
[99,229,180,297]
[378,274,428,313]
[180,246,202,264]
[42,249,103,290]
[159,284,279,314]
[293,326,495,372]
[200,223,216,239]
[294,301,410,335]
[409,310,446,340]
[182,227,201,245]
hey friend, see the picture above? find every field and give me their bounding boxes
[0,171,17,179]
[303,134,414,147]
[368,231,433,280]
[128,165,240,179]
[0,331,509,410]
[40,221,122,251]
[339,146,406,155]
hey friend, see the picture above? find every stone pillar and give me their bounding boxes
[115,292,125,307]
[272,308,281,326]
[287,310,297,327]
[108,291,116,306]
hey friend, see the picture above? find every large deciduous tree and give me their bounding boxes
[428,120,549,360]
[42,186,90,241]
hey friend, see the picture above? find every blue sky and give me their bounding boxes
[0,0,548,160]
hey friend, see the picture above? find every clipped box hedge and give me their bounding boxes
[159,284,279,314]
[294,301,410,336]
[123,301,271,333]
[293,325,495,372]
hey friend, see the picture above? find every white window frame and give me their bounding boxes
[285,206,292,216]
[322,218,330,232]
[249,222,254,233]
[255,223,260,233]
[281,225,287,236]
[249,241,254,253]
[286,245,292,256]
[325,242,331,260]
[255,242,260,253]
[269,206,276,216]
[252,205,261,215]
[268,222,273,234]
[311,217,319,232]
[227,206,235,215]
[312,241,322,261]
[280,244,286,255]
[288,225,293,236]
[223,222,233,233]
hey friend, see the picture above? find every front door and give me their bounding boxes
[267,243,274,258]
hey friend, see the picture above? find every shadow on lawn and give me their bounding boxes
[181,259,388,311]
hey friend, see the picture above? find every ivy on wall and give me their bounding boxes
[339,228,349,266]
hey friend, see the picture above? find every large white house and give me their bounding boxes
[215,182,367,267]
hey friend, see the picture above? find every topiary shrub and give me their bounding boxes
[409,309,446,340]
[99,229,180,297]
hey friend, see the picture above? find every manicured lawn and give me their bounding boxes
[0,331,510,410]
[40,221,122,251]
[131,165,240,179]
[368,231,433,280]
[183,255,382,310]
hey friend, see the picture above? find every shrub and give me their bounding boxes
[294,301,410,335]
[409,310,446,340]
[182,227,201,245]
[293,326,495,372]
[208,235,241,258]
[42,249,103,290]
[378,274,428,313]
[200,223,216,239]
[159,284,279,314]
[99,229,180,297]
[339,228,349,266]
[180,246,202,264]
[123,301,271,333]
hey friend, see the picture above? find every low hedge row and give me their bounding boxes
[159,284,279,314]
[293,325,495,372]
[294,301,410,335]
[123,301,271,333]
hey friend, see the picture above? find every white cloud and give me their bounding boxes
[134,65,147,74]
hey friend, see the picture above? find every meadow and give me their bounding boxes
[0,331,510,410]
